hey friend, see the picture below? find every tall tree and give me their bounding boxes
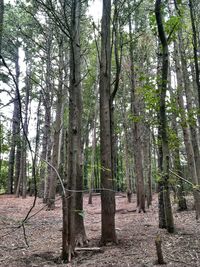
[128,0,145,212]
[99,0,117,245]
[7,43,21,195]
[174,39,200,219]
[188,0,200,109]
[155,0,174,233]
[62,0,86,261]
[47,36,64,209]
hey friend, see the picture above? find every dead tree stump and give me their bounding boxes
[155,234,166,264]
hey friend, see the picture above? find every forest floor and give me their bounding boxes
[0,193,199,267]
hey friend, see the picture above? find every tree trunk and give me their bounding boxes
[143,125,152,208]
[169,66,187,211]
[99,0,117,245]
[189,0,200,109]
[128,5,145,212]
[156,42,166,229]
[47,38,63,209]
[177,31,200,184]
[155,0,174,233]
[8,45,20,194]
[121,87,132,203]
[21,54,31,198]
[40,23,53,202]
[62,0,86,261]
[0,0,4,54]
[30,95,41,196]
[88,80,99,205]
[174,39,200,219]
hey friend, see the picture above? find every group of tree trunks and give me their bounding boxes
[1,0,200,263]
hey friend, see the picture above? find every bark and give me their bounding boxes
[143,125,152,208]
[189,0,200,109]
[174,39,200,219]
[128,4,145,212]
[178,31,200,184]
[169,76,187,211]
[155,0,174,233]
[110,0,122,193]
[8,46,20,194]
[122,88,132,203]
[30,95,41,196]
[62,0,86,261]
[99,0,117,245]
[21,56,31,198]
[39,24,53,201]
[47,38,63,209]
[88,81,99,205]
[156,42,166,229]
[155,235,165,264]
[0,0,4,54]
[0,123,2,185]
[13,142,21,194]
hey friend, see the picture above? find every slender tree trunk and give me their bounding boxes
[99,0,117,245]
[174,39,200,219]
[8,46,20,194]
[121,88,132,202]
[189,0,200,108]
[156,42,166,229]
[177,32,200,184]
[62,0,86,261]
[0,0,4,54]
[88,82,99,205]
[110,0,122,193]
[169,70,187,211]
[155,0,174,233]
[41,24,53,202]
[21,55,31,198]
[128,6,145,212]
[143,125,152,208]
[0,122,2,186]
[30,95,41,196]
[47,38,63,209]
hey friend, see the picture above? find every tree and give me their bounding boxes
[62,0,87,261]
[0,0,4,54]
[47,36,64,209]
[99,0,117,245]
[155,0,174,233]
[174,38,200,219]
[7,43,21,195]
[188,0,200,110]
[128,0,145,212]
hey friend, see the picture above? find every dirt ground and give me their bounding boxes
[0,193,199,267]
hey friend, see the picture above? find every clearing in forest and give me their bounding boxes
[0,193,199,267]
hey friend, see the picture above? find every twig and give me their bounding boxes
[22,223,29,247]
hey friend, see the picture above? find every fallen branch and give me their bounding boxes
[75,247,103,252]
[169,169,200,192]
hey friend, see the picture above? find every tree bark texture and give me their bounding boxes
[62,0,86,261]
[0,0,4,54]
[99,0,117,245]
[177,31,200,184]
[8,46,20,195]
[47,38,63,209]
[189,0,200,109]
[40,23,53,202]
[174,39,200,219]
[128,7,145,212]
[155,0,174,233]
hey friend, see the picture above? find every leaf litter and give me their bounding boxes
[0,193,199,267]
